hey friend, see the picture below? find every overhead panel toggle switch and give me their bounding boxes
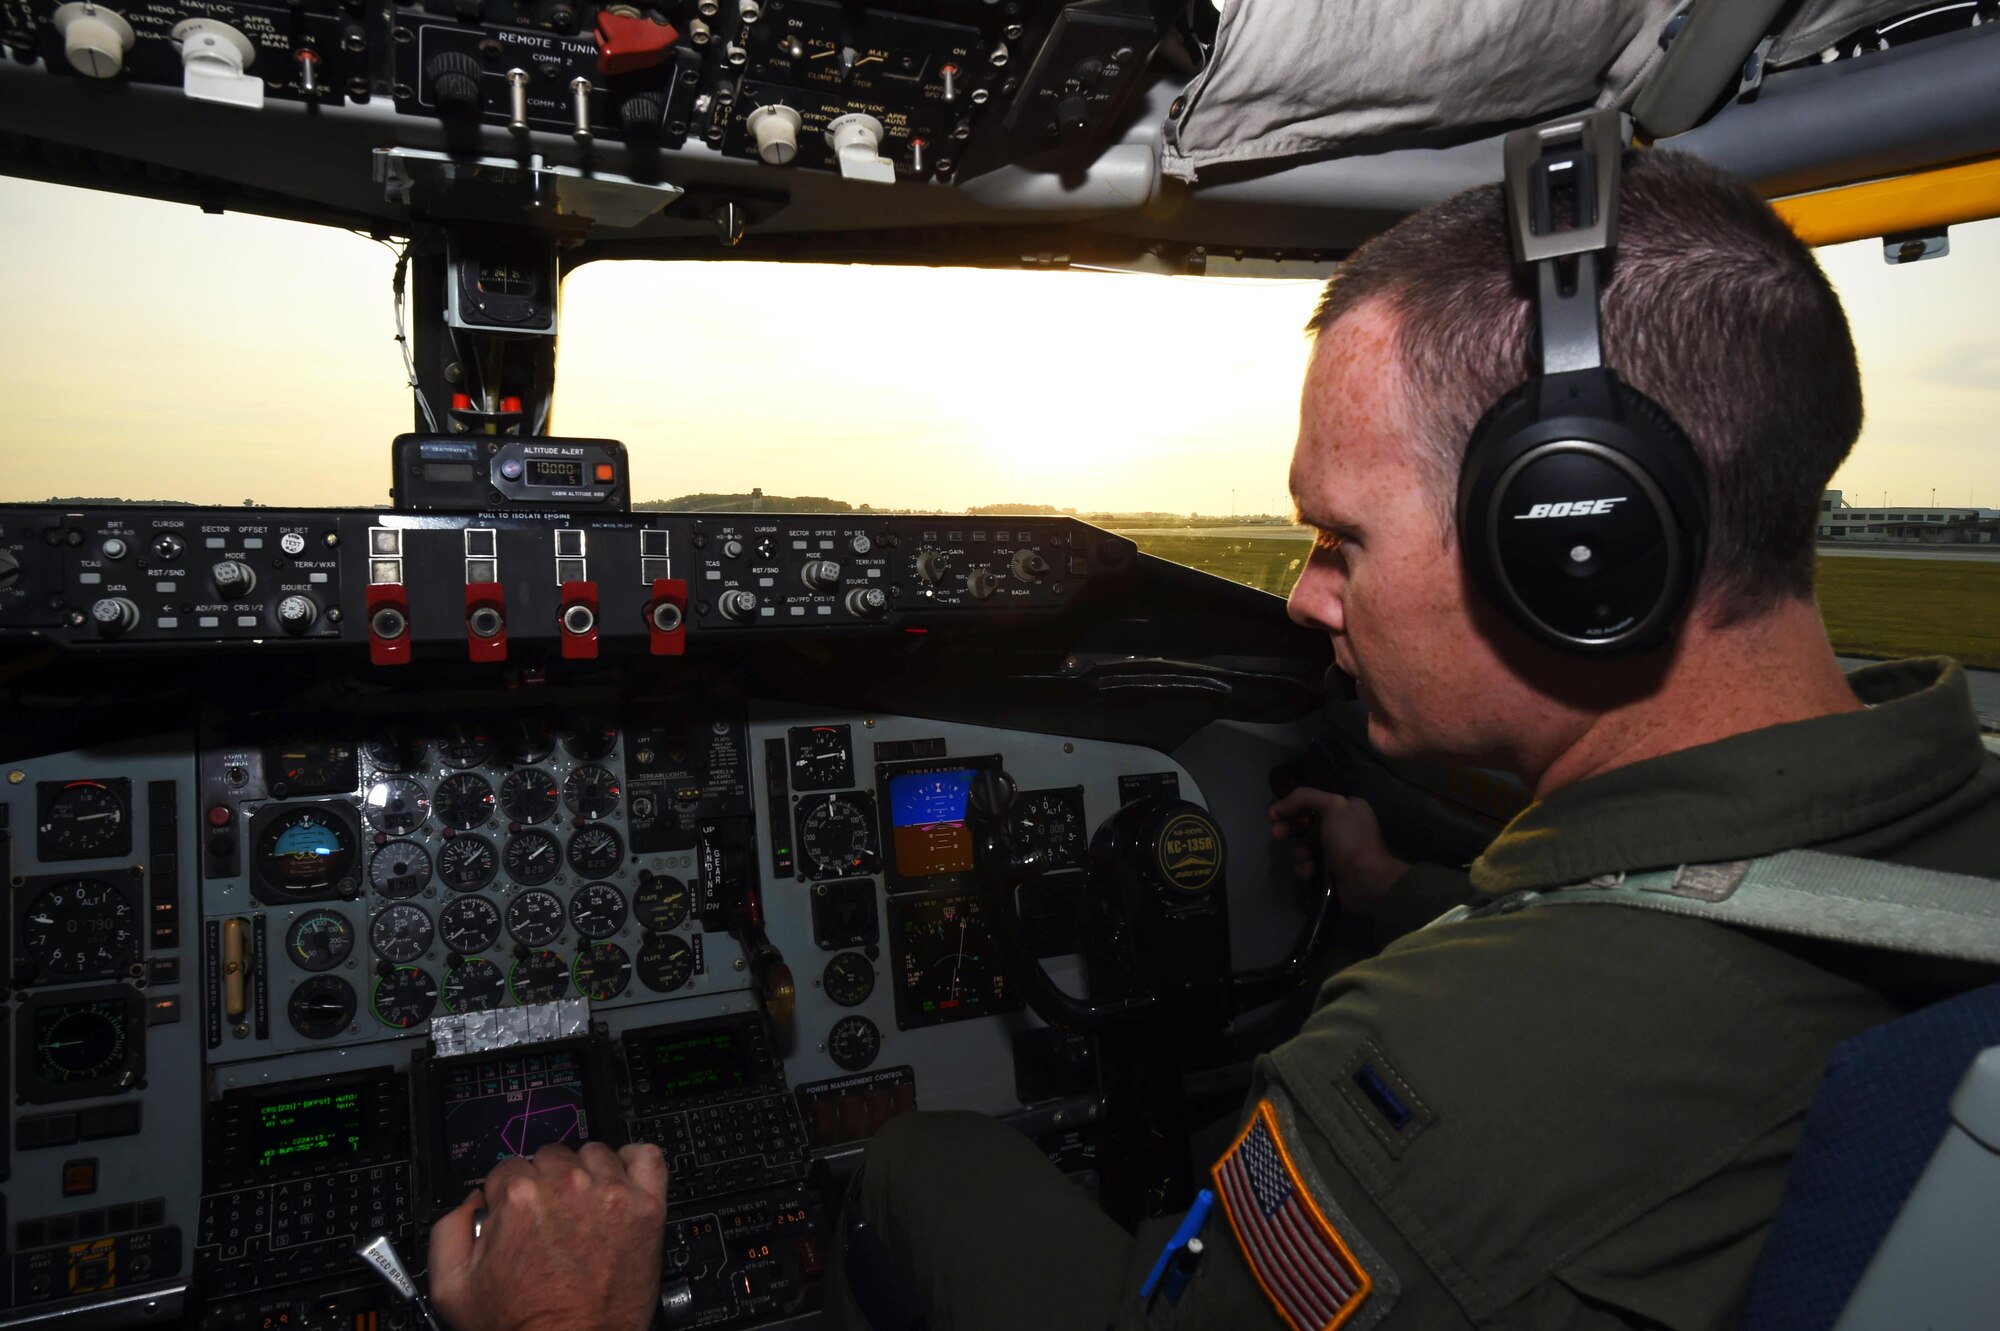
[171,19,264,110]
[52,4,135,79]
[826,113,895,184]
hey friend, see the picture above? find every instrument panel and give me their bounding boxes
[2,698,1205,1328]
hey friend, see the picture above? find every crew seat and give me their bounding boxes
[1738,982,2000,1331]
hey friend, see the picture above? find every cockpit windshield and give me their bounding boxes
[4,175,1998,684]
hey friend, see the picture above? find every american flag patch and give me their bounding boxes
[1214,1099,1374,1331]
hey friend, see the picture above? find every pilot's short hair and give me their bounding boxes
[1307,149,1863,624]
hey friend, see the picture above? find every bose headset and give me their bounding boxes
[1456,110,1710,654]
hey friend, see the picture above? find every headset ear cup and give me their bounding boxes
[1457,370,1708,654]
[1458,383,1536,528]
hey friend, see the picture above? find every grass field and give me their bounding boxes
[1123,533,2000,669]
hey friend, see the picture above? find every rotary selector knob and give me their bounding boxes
[717,590,760,622]
[747,105,802,165]
[211,559,257,597]
[913,549,946,585]
[91,597,140,635]
[848,533,873,556]
[276,594,319,633]
[53,3,136,79]
[800,559,842,592]
[966,568,997,600]
[0,548,22,592]
[620,91,665,139]
[426,51,484,122]
[1055,95,1089,136]
[1011,549,1049,582]
[845,586,887,618]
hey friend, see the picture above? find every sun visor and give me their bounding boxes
[1765,0,1933,66]
[1159,0,1681,182]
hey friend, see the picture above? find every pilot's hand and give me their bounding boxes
[428,1141,668,1331]
[1269,787,1410,918]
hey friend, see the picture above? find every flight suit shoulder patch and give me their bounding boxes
[1336,1040,1435,1159]
[1212,1092,1400,1331]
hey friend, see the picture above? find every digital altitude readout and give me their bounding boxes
[526,459,583,487]
[887,769,977,878]
[251,1089,365,1171]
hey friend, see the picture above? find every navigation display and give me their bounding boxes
[887,769,976,878]
[250,1087,366,1172]
[438,1048,593,1195]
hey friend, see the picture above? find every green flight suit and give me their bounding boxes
[823,658,2000,1330]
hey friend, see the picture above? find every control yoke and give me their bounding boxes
[967,770,1341,1033]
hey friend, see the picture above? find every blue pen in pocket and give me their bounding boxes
[1140,1189,1216,1309]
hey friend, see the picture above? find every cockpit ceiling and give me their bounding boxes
[0,0,1995,262]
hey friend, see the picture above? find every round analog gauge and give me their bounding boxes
[573,942,633,1001]
[362,737,427,773]
[633,873,689,933]
[368,841,433,899]
[800,797,879,879]
[33,1000,131,1083]
[442,957,505,1014]
[562,765,621,820]
[285,909,355,972]
[790,726,853,790]
[434,773,496,831]
[827,1014,881,1072]
[503,830,562,886]
[637,933,695,993]
[38,781,129,858]
[362,778,429,836]
[1011,790,1087,871]
[288,975,357,1039]
[437,726,494,769]
[559,725,619,761]
[255,806,358,894]
[822,952,875,1008]
[438,835,499,892]
[499,769,560,825]
[373,966,439,1028]
[568,882,629,939]
[369,903,434,964]
[498,719,556,766]
[510,950,570,1004]
[439,895,502,955]
[21,878,140,977]
[566,825,625,880]
[505,890,565,947]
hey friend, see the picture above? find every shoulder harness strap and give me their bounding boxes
[1430,851,2000,965]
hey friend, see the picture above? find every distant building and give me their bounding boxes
[1819,491,2000,543]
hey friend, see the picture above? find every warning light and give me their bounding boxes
[595,463,615,482]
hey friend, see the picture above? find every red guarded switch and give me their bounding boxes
[366,584,411,666]
[465,583,508,663]
[559,580,600,660]
[647,578,687,656]
[595,11,678,76]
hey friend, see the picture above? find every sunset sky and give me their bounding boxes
[3,175,1996,516]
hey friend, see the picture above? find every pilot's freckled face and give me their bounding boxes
[1286,302,1514,762]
